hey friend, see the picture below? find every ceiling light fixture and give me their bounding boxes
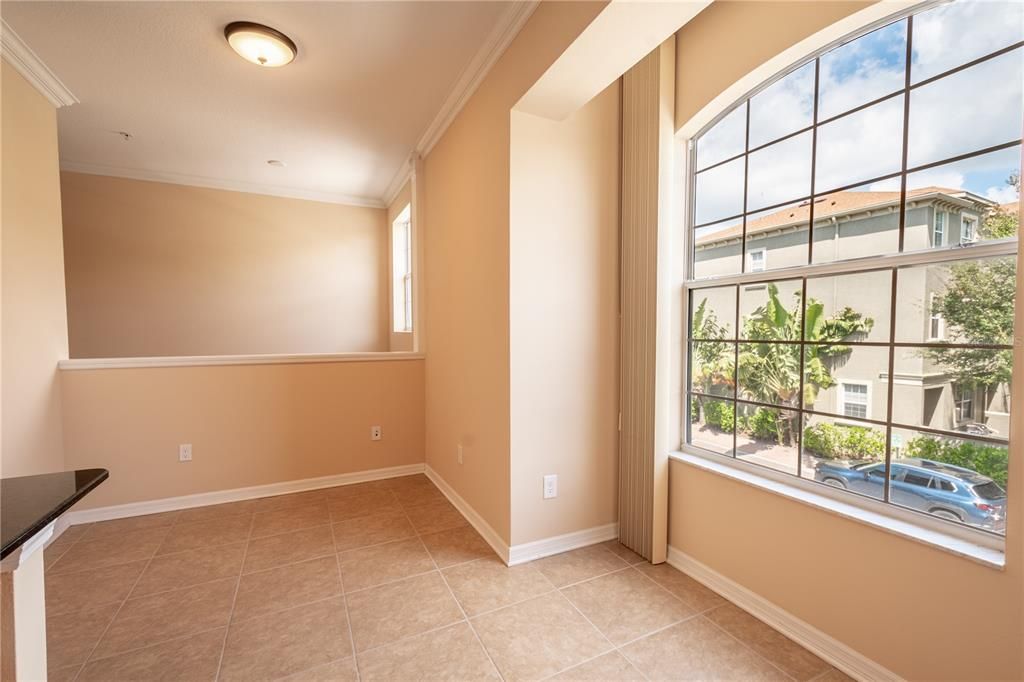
[224,22,297,68]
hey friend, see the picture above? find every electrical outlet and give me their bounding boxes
[179,444,193,462]
[543,474,557,499]
[370,426,382,441]
[457,444,464,465]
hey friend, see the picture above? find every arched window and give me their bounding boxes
[685,0,1021,539]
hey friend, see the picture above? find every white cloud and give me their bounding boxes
[986,184,1019,204]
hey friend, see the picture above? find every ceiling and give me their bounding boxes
[1,1,519,206]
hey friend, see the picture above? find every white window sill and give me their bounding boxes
[670,449,1006,570]
[58,351,425,370]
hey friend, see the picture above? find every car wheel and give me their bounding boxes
[823,478,847,489]
[930,509,962,523]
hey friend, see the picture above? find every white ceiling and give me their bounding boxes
[1,1,518,206]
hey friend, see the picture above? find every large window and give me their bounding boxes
[392,205,413,333]
[686,0,1021,538]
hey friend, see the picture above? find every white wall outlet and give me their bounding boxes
[457,444,464,465]
[543,474,557,499]
[179,444,193,462]
[370,425,382,441]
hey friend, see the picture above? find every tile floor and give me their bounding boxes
[43,474,852,681]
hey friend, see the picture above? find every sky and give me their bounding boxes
[693,0,1024,229]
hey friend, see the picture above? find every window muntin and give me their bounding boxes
[686,0,1020,538]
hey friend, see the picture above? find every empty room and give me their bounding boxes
[1,0,1022,680]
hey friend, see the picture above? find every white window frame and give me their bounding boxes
[837,380,871,421]
[928,292,945,341]
[933,210,946,247]
[747,247,766,272]
[955,384,975,422]
[391,205,413,334]
[960,213,978,244]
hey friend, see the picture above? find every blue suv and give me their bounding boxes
[814,458,1006,533]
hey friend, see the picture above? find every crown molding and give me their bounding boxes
[60,161,386,208]
[1,19,78,108]
[382,0,539,206]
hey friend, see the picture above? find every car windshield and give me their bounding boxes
[973,482,1007,500]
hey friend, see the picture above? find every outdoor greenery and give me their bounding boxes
[905,436,1009,488]
[802,422,886,460]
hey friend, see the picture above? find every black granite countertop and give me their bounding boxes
[1,469,108,560]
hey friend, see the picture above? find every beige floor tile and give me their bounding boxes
[232,555,342,623]
[219,596,352,682]
[621,616,789,681]
[551,651,646,681]
[384,474,431,490]
[48,528,168,574]
[324,479,394,499]
[250,501,330,539]
[346,572,464,652]
[78,628,226,682]
[253,489,328,512]
[85,511,180,538]
[46,602,120,669]
[562,568,694,645]
[175,500,257,524]
[131,542,246,597]
[707,603,829,681]
[339,537,437,592]
[813,667,856,682]
[157,514,252,555]
[244,524,335,573]
[328,490,402,523]
[278,657,359,682]
[46,560,147,616]
[443,556,555,616]
[405,498,469,535]
[600,540,646,565]
[420,526,493,568]
[472,592,611,681]
[44,528,89,570]
[332,510,416,552]
[48,663,83,682]
[358,622,500,682]
[392,481,447,509]
[91,577,236,659]
[533,545,629,588]
[634,562,726,612]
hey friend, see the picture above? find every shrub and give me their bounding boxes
[690,398,699,423]
[802,422,884,460]
[747,408,779,441]
[905,436,1008,488]
[703,400,735,432]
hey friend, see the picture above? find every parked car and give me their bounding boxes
[954,423,999,437]
[814,458,1006,532]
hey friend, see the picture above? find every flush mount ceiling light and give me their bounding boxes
[224,22,297,68]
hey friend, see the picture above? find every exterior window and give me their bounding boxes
[392,205,413,333]
[928,292,944,340]
[840,382,869,419]
[961,215,978,244]
[686,0,1019,538]
[748,248,766,272]
[933,211,946,247]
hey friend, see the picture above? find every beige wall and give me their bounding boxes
[387,180,414,353]
[422,1,607,544]
[60,172,388,359]
[1,60,69,477]
[674,1,873,132]
[670,3,1022,679]
[509,81,620,545]
[61,359,425,509]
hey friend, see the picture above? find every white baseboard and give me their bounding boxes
[64,463,425,526]
[424,465,510,564]
[666,546,901,682]
[508,522,619,566]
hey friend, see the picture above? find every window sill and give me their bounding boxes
[669,449,1006,570]
[58,352,425,371]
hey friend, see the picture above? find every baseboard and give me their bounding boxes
[424,465,510,564]
[666,546,901,682]
[508,522,619,566]
[64,463,426,526]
